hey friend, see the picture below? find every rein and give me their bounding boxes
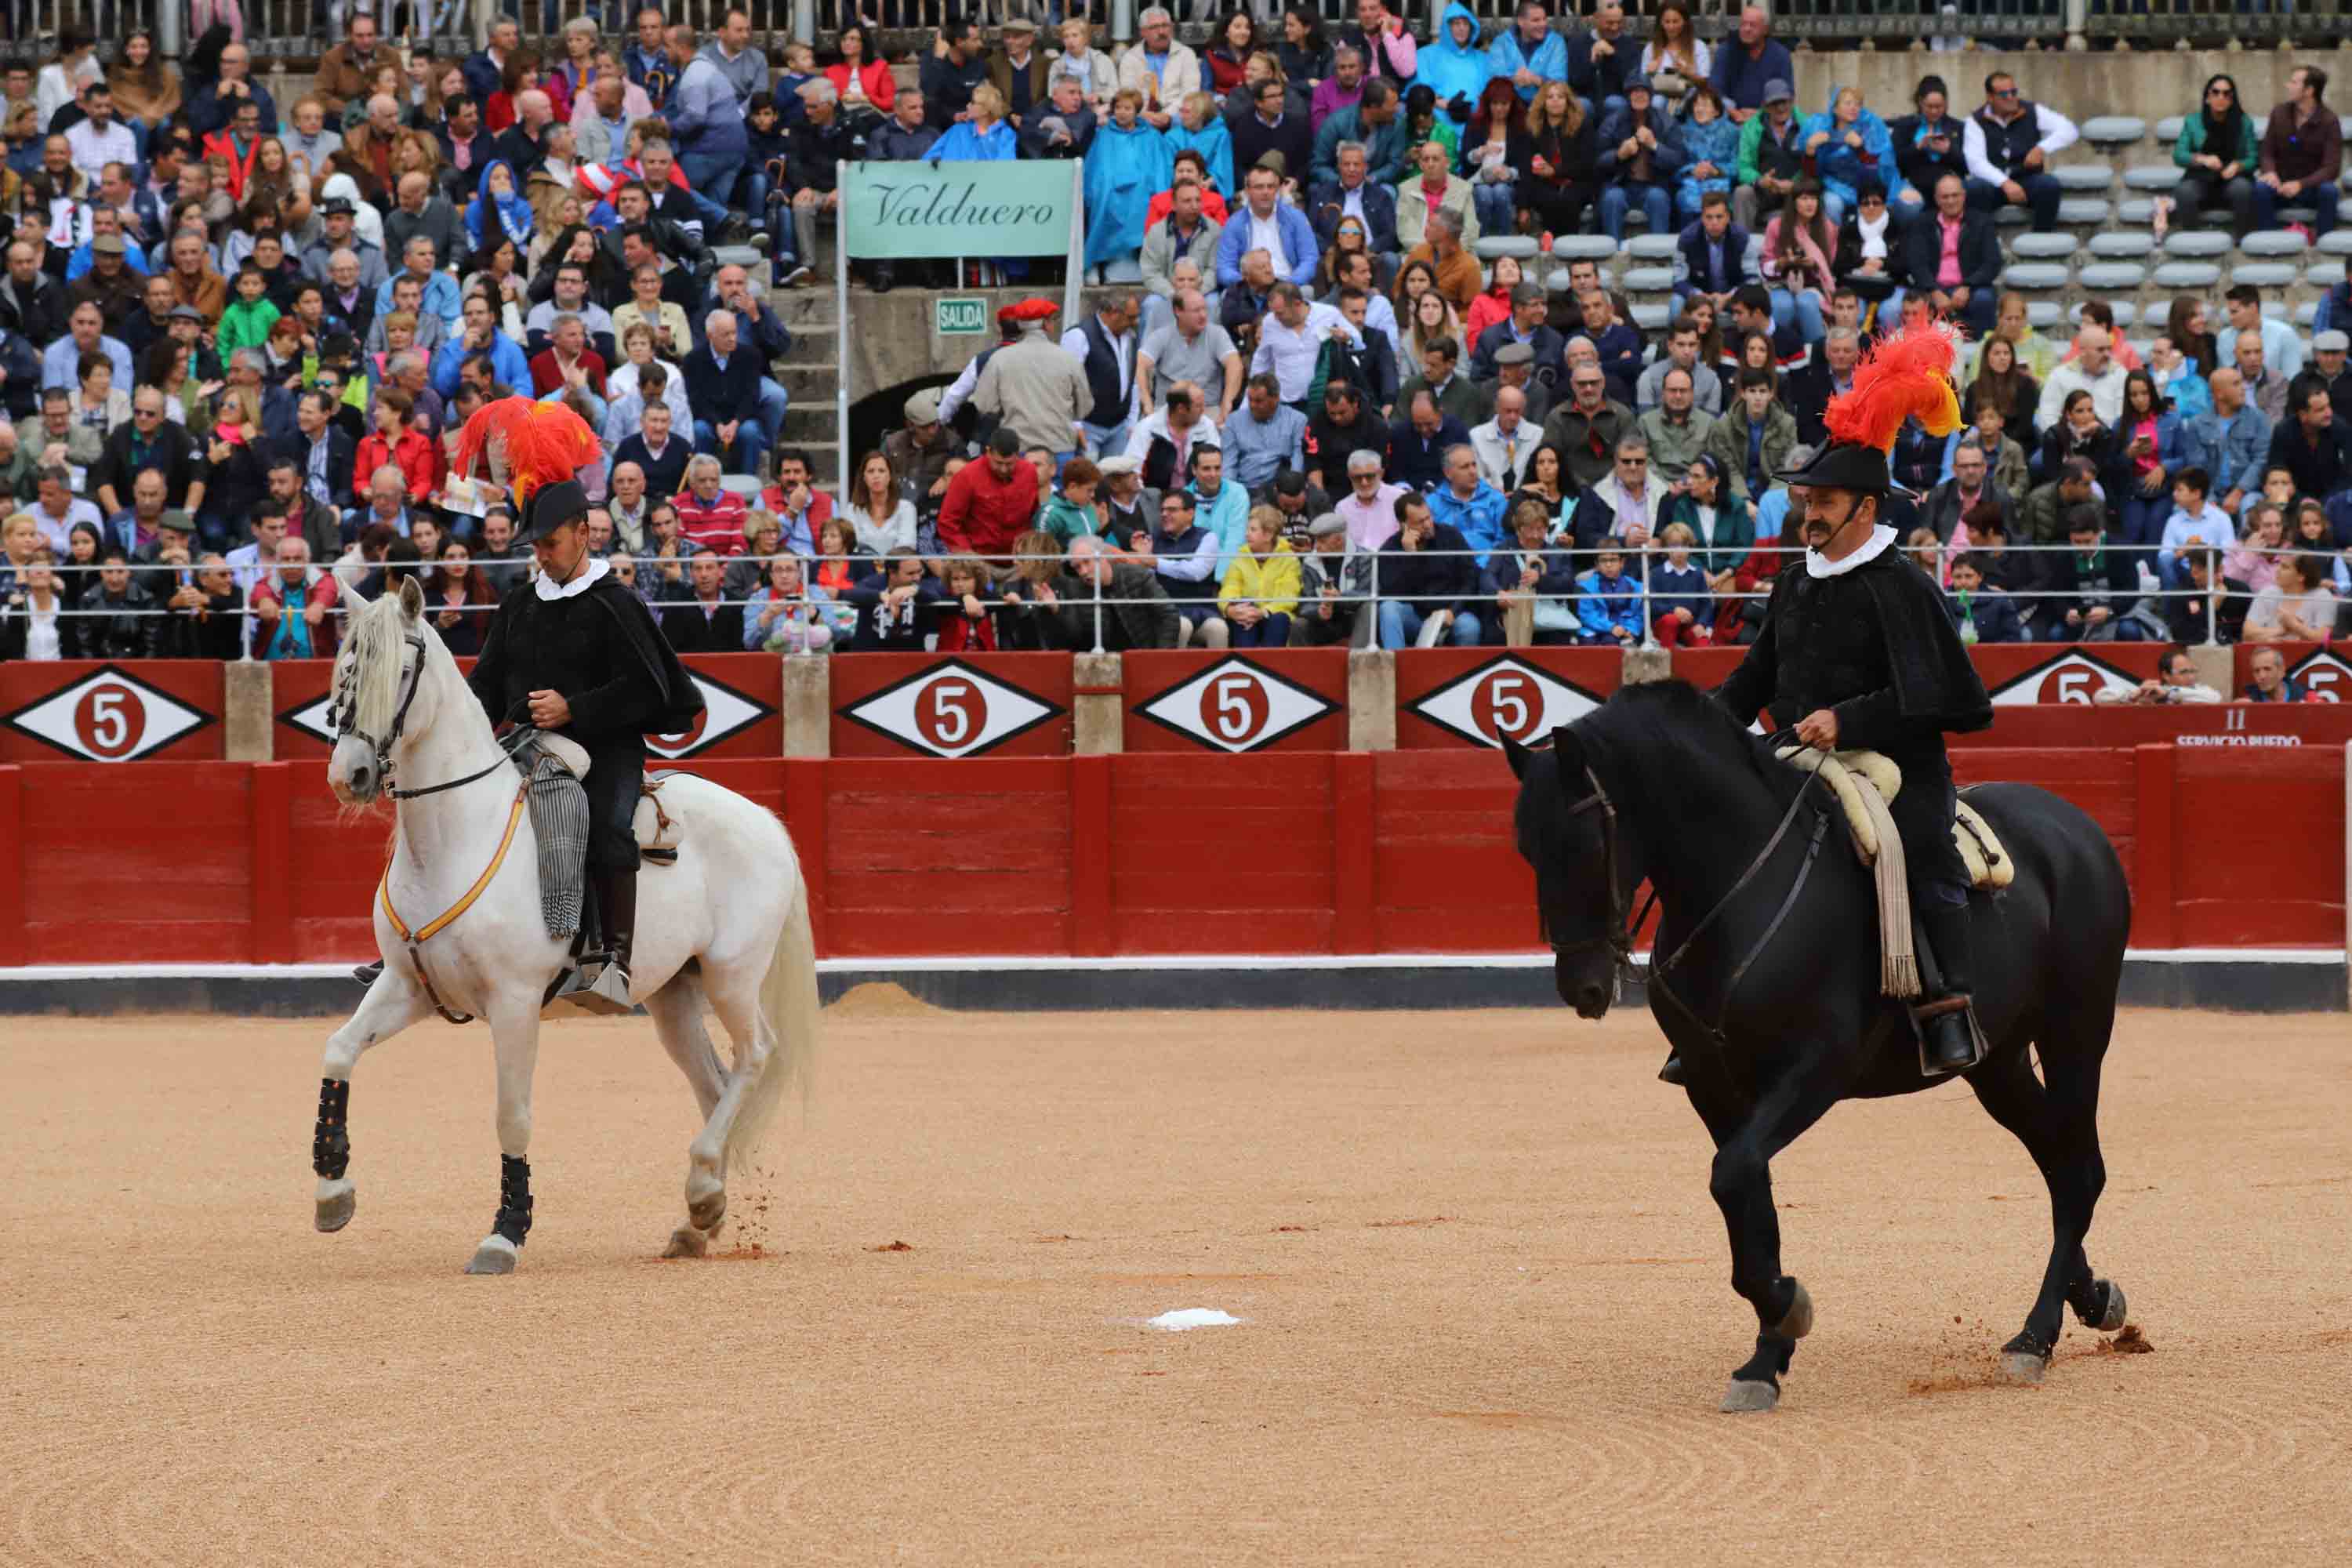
[332,630,534,799]
[1554,758,1829,1068]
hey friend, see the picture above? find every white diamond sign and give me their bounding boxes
[2288,648,2352,702]
[1135,657,1336,753]
[1987,651,2141,706]
[279,690,338,746]
[1409,655,1604,747]
[4,666,213,760]
[838,659,1062,758]
[648,671,775,759]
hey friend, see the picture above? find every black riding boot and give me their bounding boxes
[1658,1050,1687,1085]
[576,865,638,1014]
[1914,900,1982,1076]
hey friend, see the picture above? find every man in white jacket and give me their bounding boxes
[1116,9,1201,130]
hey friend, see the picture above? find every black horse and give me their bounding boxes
[1505,680,2133,1412]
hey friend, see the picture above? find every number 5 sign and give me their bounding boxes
[2,665,218,761]
[1406,655,1605,748]
[1134,656,1340,753]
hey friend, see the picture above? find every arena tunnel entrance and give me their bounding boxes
[847,376,960,481]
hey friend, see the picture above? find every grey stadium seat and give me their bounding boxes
[1101,257,1145,284]
[1630,302,1672,332]
[2154,116,2187,145]
[2240,230,2310,259]
[709,244,765,271]
[1548,234,1619,262]
[2053,165,2114,192]
[2058,197,2113,226]
[2152,260,2223,289]
[2117,198,2158,224]
[1993,204,2032,226]
[2025,301,2065,330]
[1620,266,1676,293]
[1475,236,1541,262]
[2078,262,2148,292]
[2231,262,2300,289]
[2161,230,2231,258]
[2307,260,2347,287]
[2082,116,2148,150]
[2011,231,2079,260]
[2001,262,2071,290]
[2088,230,2154,259]
[2123,165,2183,191]
[1625,233,1679,261]
[2262,298,2288,319]
[2317,229,2352,256]
[2296,299,2321,326]
[2072,300,2138,328]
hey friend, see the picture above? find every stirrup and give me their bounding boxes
[353,959,385,985]
[1911,996,1987,1078]
[1657,1051,1687,1086]
[548,955,635,1017]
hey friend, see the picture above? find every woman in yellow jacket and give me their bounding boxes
[1218,506,1302,647]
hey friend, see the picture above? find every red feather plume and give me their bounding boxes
[450,397,604,511]
[1820,320,1966,455]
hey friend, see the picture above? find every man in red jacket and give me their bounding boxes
[937,427,1040,569]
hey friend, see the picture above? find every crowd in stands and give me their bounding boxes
[0,6,2347,677]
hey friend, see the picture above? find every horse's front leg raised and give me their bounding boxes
[464,995,544,1276]
[314,970,434,1233]
[1693,1051,1849,1413]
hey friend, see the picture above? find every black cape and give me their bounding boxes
[466,569,704,748]
[1714,539,1991,760]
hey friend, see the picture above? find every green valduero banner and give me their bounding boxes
[840,160,1081,260]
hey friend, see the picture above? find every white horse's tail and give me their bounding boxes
[726,869,818,1174]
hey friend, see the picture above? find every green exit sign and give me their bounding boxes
[935,296,988,336]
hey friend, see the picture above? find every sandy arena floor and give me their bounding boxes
[3,996,2348,1566]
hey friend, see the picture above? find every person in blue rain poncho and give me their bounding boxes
[1417,3,1494,111]
[929,83,1019,161]
[1486,1,1569,105]
[1085,89,1172,270]
[463,159,537,253]
[1799,86,1914,228]
[1163,89,1235,200]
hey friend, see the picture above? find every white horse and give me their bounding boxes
[314,577,818,1273]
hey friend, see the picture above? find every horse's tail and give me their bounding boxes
[727,864,818,1175]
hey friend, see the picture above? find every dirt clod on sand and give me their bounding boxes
[2101,1323,2155,1355]
[868,1239,915,1252]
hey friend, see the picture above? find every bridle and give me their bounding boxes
[332,631,528,800]
[1546,750,1829,1055]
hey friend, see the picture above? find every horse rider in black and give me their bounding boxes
[1702,433,1994,1081]
[352,478,702,1009]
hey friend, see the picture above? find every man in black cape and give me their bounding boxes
[1705,439,1994,1080]
[464,477,703,1011]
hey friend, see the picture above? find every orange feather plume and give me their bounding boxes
[450,397,604,511]
[1820,320,1966,455]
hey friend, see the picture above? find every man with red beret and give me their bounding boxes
[975,296,1089,462]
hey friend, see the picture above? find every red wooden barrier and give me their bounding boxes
[2,748,2339,964]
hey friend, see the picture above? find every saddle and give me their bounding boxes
[528,732,683,864]
[1774,746,2011,891]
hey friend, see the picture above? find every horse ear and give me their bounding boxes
[1501,733,1532,780]
[396,573,425,622]
[1548,724,1585,780]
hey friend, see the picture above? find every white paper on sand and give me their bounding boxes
[1145,1308,1242,1331]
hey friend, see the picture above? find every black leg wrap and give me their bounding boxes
[312,1078,351,1179]
[1734,1332,1795,1388]
[493,1154,533,1247]
[2003,1327,2054,1360]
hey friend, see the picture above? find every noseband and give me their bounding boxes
[1546,766,1641,987]
[332,632,529,800]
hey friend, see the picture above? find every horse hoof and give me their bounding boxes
[314,1184,355,1233]
[1720,1378,1780,1414]
[662,1225,710,1259]
[463,1237,518,1276]
[2091,1279,2127,1334]
[688,1190,727,1232]
[1997,1351,2049,1386]
[1771,1281,1814,1341]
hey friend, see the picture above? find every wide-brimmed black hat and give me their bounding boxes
[511,478,592,546]
[1776,440,1907,499]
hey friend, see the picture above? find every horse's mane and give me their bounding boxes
[1588,679,1785,794]
[336,590,415,746]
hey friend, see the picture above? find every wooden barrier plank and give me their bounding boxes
[2132,745,2177,951]
[249,763,293,964]
[822,757,1073,956]
[1331,752,1376,953]
[1070,755,1112,956]
[1105,753,1336,953]
[2172,743,2346,948]
[782,757,829,959]
[21,763,252,961]
[0,766,21,966]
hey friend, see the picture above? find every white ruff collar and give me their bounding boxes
[1806,523,1896,579]
[535,556,610,601]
